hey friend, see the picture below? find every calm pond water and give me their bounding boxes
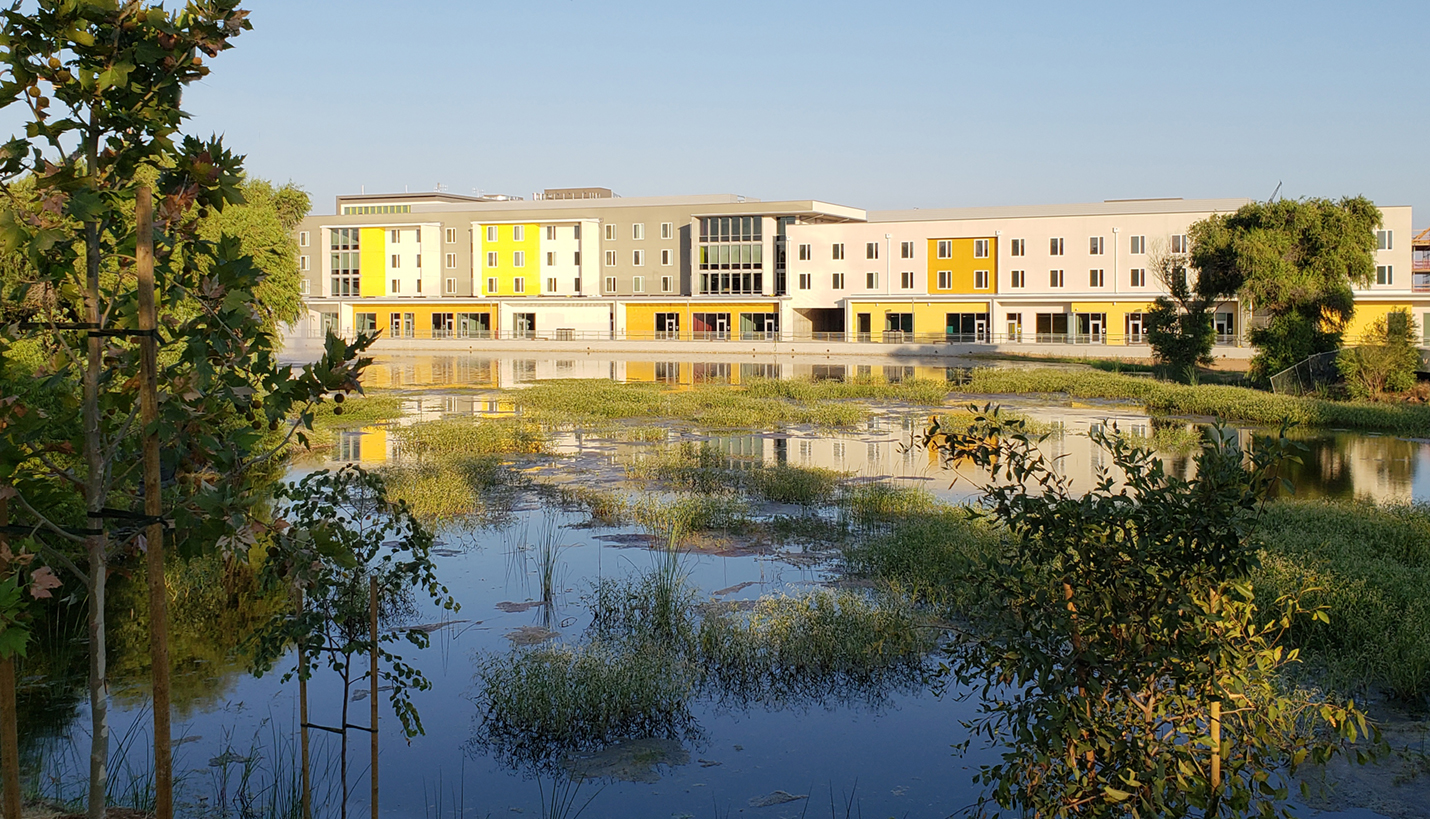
[24,352,1423,818]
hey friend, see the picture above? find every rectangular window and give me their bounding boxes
[604,276,616,292]
[975,270,989,289]
[1131,268,1146,287]
[300,279,311,295]
[1010,239,1025,256]
[1377,265,1394,285]
[866,242,879,260]
[487,277,497,293]
[299,255,309,271]
[1377,230,1393,251]
[937,271,952,289]
[832,243,845,260]
[390,254,400,268]
[415,254,421,268]
[604,224,616,241]
[513,225,525,242]
[661,275,672,292]
[900,270,914,289]
[799,244,811,261]
[974,239,989,258]
[298,231,309,247]
[1089,268,1104,287]
[937,240,952,259]
[513,277,525,293]
[390,229,400,243]
[604,249,617,266]
[445,277,456,294]
[445,253,457,269]
[1050,269,1064,287]
[1172,234,1189,254]
[486,251,498,267]
[1089,237,1104,255]
[546,251,555,266]
[486,226,497,242]
[416,279,422,294]
[901,241,914,259]
[445,227,457,244]
[633,223,645,240]
[574,251,581,265]
[661,249,672,266]
[798,272,811,290]
[1130,235,1145,254]
[1010,270,1025,288]
[390,278,400,293]
[513,251,525,267]
[633,249,645,266]
[661,222,673,240]
[545,225,556,241]
[1050,238,1064,256]
[866,271,878,289]
[832,272,845,289]
[546,277,557,292]
[633,276,643,292]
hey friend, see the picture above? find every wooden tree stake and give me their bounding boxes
[370,576,379,819]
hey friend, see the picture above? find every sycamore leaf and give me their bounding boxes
[28,565,60,599]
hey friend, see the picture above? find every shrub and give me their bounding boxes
[1336,310,1421,399]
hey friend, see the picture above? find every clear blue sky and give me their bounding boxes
[176,0,1425,223]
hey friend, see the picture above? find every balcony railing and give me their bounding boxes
[1413,271,1430,293]
[297,328,1247,347]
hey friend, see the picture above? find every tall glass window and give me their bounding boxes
[329,228,361,296]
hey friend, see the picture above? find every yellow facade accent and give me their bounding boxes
[359,227,386,297]
[926,237,997,295]
[1343,303,1421,344]
[624,301,780,340]
[351,301,494,343]
[847,300,994,338]
[480,223,541,297]
[358,428,388,463]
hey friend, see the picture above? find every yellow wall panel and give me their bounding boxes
[1343,303,1419,343]
[359,228,386,297]
[625,301,780,339]
[926,237,998,295]
[479,223,541,297]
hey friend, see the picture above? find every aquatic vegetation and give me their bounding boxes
[695,589,933,708]
[533,512,567,607]
[309,392,405,427]
[585,561,700,649]
[742,462,843,507]
[1121,420,1205,454]
[1254,500,1430,700]
[380,455,514,523]
[624,441,735,494]
[473,640,697,763]
[555,484,629,525]
[842,506,999,611]
[510,379,881,429]
[951,366,1430,435]
[742,376,950,406]
[392,416,548,460]
[838,482,940,530]
[632,493,748,533]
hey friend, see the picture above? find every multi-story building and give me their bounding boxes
[292,191,1420,348]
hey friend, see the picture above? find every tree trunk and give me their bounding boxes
[136,187,172,819]
[340,658,350,819]
[0,498,21,819]
[84,215,109,819]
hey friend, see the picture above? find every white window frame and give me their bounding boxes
[633,249,645,267]
[660,222,673,240]
[300,279,311,295]
[832,272,845,289]
[486,251,498,268]
[866,242,879,260]
[633,275,644,292]
[1050,269,1064,287]
[900,270,914,289]
[445,227,457,244]
[445,277,456,294]
[661,248,672,266]
[661,275,672,293]
[798,272,811,290]
[798,243,811,261]
[832,243,845,260]
[1010,239,1025,257]
[299,255,309,271]
[866,271,878,289]
[974,269,989,289]
[974,239,989,258]
[547,277,557,293]
[1377,264,1394,285]
[604,224,617,241]
[513,225,525,242]
[445,252,457,269]
[937,270,952,289]
[415,279,422,294]
[1089,268,1104,287]
[390,278,400,294]
[487,277,498,293]
[1089,237,1104,255]
[632,223,645,240]
[1377,230,1394,251]
[486,226,497,242]
[390,229,400,243]
[390,254,400,268]
[1130,235,1145,254]
[937,240,952,259]
[1172,234,1189,254]
[513,251,525,268]
[604,276,617,292]
[513,277,525,293]
[1130,268,1146,287]
[546,251,555,266]
[298,230,309,247]
[1050,238,1064,256]
[545,225,556,241]
[604,249,617,266]
[900,241,914,259]
[1010,270,1025,288]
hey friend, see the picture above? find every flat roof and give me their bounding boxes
[868,197,1255,223]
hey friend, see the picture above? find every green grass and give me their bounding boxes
[625,442,844,508]
[1253,500,1430,700]
[391,416,547,459]
[842,506,1000,610]
[631,493,749,533]
[951,367,1430,435]
[509,378,917,429]
[309,391,405,427]
[743,462,844,507]
[379,456,513,523]
[741,376,951,405]
[838,482,941,529]
[556,484,629,525]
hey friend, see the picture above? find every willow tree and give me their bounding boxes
[0,4,371,819]
[1190,197,1381,381]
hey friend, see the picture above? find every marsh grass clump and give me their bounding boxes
[1121,421,1205,454]
[556,484,629,525]
[838,482,940,530]
[743,376,951,405]
[625,442,737,494]
[309,392,405,427]
[742,462,843,507]
[393,416,547,460]
[843,506,999,611]
[632,493,749,533]
[473,640,697,764]
[379,455,515,523]
[585,570,700,648]
[1254,500,1430,700]
[510,379,876,429]
[696,589,932,707]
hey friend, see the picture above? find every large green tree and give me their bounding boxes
[1191,197,1381,380]
[1144,237,1229,381]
